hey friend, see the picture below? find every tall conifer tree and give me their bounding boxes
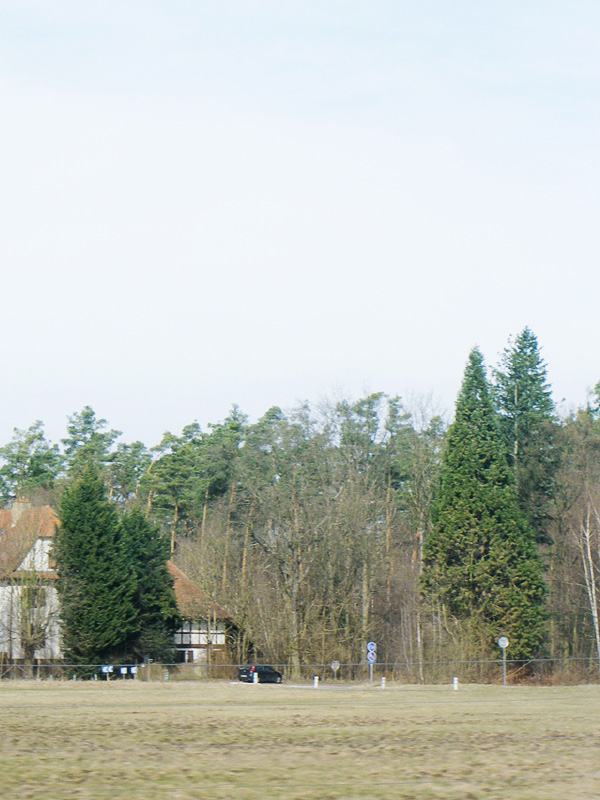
[55,467,138,665]
[494,327,557,542]
[422,348,546,658]
[120,508,180,662]
[62,406,121,479]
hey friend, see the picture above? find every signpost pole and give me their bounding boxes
[497,637,509,686]
[366,642,377,687]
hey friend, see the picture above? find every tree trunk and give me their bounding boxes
[385,476,393,607]
[170,503,178,556]
[579,505,600,674]
[200,485,209,554]
[288,581,301,676]
[361,561,370,663]
[221,484,236,594]
[241,504,255,588]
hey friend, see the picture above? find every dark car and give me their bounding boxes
[238,665,283,684]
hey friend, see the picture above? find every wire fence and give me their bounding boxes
[1,657,599,684]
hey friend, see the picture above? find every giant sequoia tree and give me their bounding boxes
[422,348,546,659]
[494,327,558,542]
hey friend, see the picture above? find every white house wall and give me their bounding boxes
[173,620,227,662]
[17,539,53,572]
[0,584,16,658]
[0,582,62,661]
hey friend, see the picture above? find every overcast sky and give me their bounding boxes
[1,1,598,447]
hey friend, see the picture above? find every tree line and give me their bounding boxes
[3,328,600,673]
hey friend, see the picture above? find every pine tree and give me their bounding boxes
[494,328,557,542]
[62,406,121,479]
[0,421,63,504]
[422,348,546,659]
[55,467,138,665]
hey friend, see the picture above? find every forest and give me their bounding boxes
[2,328,600,675]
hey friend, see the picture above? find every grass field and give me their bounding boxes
[1,680,599,799]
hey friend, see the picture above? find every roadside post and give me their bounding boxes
[367,642,376,686]
[498,636,509,686]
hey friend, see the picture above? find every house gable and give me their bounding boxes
[167,561,234,664]
[0,502,61,663]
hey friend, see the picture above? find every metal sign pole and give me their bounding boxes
[497,636,509,686]
[367,642,376,687]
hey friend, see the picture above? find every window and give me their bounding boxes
[22,586,46,610]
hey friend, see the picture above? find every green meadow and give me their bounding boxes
[1,681,599,799]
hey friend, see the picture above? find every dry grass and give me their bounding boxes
[1,680,599,799]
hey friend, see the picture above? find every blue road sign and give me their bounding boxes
[367,651,376,664]
[367,641,377,652]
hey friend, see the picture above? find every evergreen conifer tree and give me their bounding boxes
[494,328,557,542]
[56,469,182,666]
[422,348,546,659]
[62,406,121,479]
[119,508,180,662]
[55,467,138,665]
[0,421,62,504]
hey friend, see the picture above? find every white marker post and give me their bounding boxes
[497,636,509,685]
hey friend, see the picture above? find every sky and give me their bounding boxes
[1,1,599,447]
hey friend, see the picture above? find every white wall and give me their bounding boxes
[0,581,62,661]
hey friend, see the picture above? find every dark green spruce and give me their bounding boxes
[55,468,180,666]
[422,348,547,659]
[119,508,181,662]
[494,327,558,543]
[55,467,138,665]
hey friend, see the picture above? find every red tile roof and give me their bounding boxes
[0,504,59,578]
[167,561,230,620]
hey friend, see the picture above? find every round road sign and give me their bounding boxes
[367,641,377,652]
[367,651,376,664]
[497,636,509,649]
